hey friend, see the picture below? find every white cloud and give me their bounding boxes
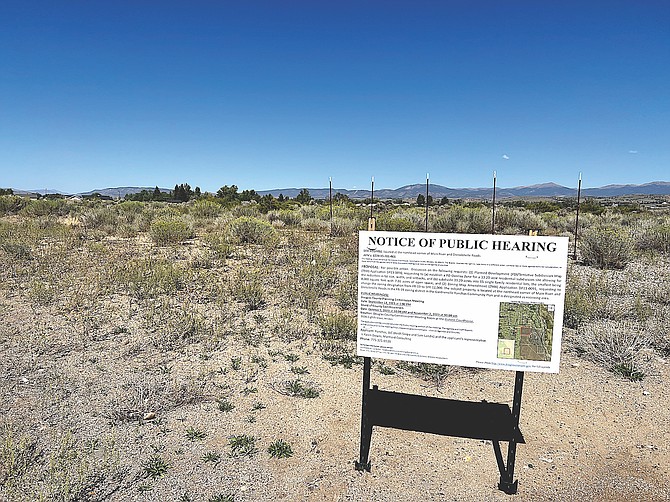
[628,150,638,154]
[502,154,509,160]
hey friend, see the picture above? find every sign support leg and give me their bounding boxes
[497,370,524,494]
[355,356,372,471]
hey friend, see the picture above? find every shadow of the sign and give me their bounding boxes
[368,387,525,443]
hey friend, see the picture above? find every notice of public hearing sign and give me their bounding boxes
[357,231,569,373]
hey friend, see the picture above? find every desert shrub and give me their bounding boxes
[330,217,359,236]
[0,195,28,215]
[319,311,357,341]
[335,275,357,309]
[563,269,613,328]
[228,216,277,245]
[574,320,652,380]
[301,217,329,232]
[580,225,634,269]
[286,249,337,310]
[635,222,670,254]
[80,206,120,232]
[495,207,548,235]
[466,206,492,233]
[377,211,422,232]
[431,206,490,234]
[268,209,302,226]
[19,198,70,217]
[150,217,193,245]
[204,234,234,259]
[190,199,222,219]
[320,204,367,224]
[117,200,144,214]
[298,205,318,219]
[232,203,261,218]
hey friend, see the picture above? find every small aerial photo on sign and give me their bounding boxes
[497,302,555,361]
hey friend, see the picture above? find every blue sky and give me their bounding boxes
[1,1,668,193]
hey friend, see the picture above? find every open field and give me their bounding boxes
[1,197,670,501]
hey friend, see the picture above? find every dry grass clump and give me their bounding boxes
[104,372,206,423]
[0,425,41,490]
[319,311,357,341]
[573,320,653,381]
[118,257,190,299]
[230,269,266,310]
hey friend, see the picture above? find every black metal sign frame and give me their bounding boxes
[355,356,526,495]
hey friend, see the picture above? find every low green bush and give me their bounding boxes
[150,217,193,245]
[190,199,222,219]
[268,209,301,226]
[19,198,70,217]
[228,216,277,245]
[376,212,421,232]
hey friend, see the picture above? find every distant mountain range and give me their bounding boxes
[256,181,670,199]
[11,181,670,200]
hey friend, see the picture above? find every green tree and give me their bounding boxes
[217,185,239,202]
[259,193,277,212]
[295,188,312,204]
[580,198,605,216]
[171,183,193,202]
[240,189,260,202]
[333,192,351,204]
[416,194,425,206]
[152,186,161,200]
[0,188,14,196]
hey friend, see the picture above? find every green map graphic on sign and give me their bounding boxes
[497,302,555,361]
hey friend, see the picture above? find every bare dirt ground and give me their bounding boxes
[2,218,670,501]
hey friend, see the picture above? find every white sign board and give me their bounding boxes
[357,231,569,373]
